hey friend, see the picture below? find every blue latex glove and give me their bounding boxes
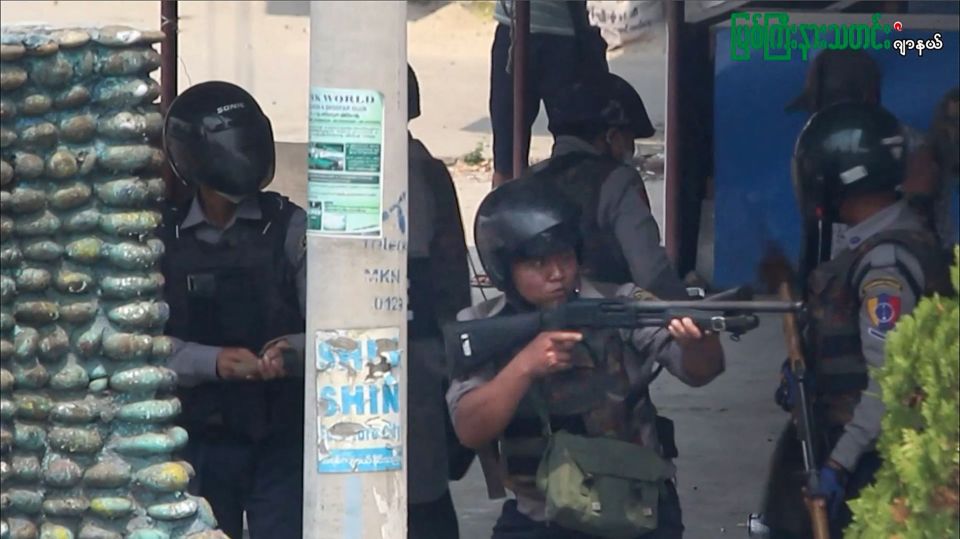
[774,360,797,412]
[817,465,847,520]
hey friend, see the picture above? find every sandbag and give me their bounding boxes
[0,23,226,539]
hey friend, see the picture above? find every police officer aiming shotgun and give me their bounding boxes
[444,170,803,539]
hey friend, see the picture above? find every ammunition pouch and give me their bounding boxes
[536,430,674,539]
[530,385,674,538]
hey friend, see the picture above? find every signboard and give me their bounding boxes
[307,87,384,237]
[315,327,402,473]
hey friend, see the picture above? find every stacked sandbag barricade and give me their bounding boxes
[0,26,225,539]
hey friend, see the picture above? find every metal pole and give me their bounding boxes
[159,0,180,201]
[305,2,408,538]
[664,0,682,263]
[511,0,531,181]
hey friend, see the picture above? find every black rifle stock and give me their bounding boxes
[444,292,804,378]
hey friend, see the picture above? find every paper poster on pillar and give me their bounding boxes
[315,326,402,473]
[307,87,385,238]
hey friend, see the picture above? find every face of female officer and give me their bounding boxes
[510,248,580,309]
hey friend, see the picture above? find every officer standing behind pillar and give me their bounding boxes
[531,73,688,299]
[406,65,472,539]
[761,103,951,538]
[159,82,307,539]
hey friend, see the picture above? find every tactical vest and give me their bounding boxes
[408,257,439,339]
[498,328,644,497]
[538,152,641,285]
[160,192,306,443]
[807,227,951,424]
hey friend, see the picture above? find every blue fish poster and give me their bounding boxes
[315,327,403,473]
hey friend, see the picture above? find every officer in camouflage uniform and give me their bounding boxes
[445,174,726,538]
[159,82,307,539]
[530,73,688,299]
[761,103,951,538]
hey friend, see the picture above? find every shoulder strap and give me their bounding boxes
[542,152,622,206]
[547,151,620,176]
[257,191,296,227]
[158,196,194,242]
[528,383,554,438]
[848,230,936,300]
[252,192,297,250]
[542,150,590,174]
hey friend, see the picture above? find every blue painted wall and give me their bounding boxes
[711,24,959,287]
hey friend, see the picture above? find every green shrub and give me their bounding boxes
[846,246,960,539]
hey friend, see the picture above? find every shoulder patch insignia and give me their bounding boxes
[866,293,901,331]
[632,288,659,301]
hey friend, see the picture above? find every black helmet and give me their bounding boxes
[547,73,654,138]
[475,174,581,291]
[163,81,276,198]
[408,64,421,121]
[792,102,905,221]
[606,73,655,138]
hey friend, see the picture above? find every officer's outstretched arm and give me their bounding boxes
[631,323,724,388]
[452,331,582,448]
[671,318,725,386]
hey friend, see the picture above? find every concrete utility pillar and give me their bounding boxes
[304,2,408,538]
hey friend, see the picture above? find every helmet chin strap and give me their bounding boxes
[799,206,833,297]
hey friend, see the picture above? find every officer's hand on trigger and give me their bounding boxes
[514,331,583,379]
[258,339,290,380]
[216,347,261,380]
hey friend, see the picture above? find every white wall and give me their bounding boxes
[0,0,311,143]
